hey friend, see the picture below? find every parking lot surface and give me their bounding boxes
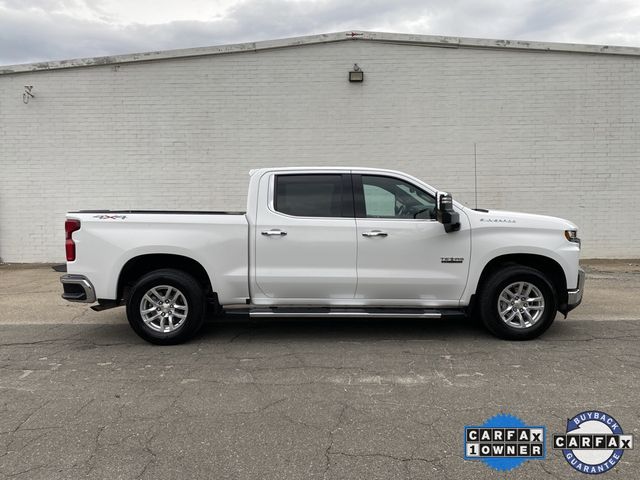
[0,262,638,479]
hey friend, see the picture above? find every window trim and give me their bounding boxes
[270,173,354,219]
[353,174,437,221]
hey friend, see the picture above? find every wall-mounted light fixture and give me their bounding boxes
[23,86,34,104]
[349,64,363,83]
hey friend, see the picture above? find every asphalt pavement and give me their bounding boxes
[0,262,638,479]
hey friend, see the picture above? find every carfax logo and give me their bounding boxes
[464,414,546,471]
[553,410,633,474]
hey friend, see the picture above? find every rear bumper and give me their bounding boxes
[60,274,96,303]
[566,268,585,312]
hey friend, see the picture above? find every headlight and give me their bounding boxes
[564,230,580,246]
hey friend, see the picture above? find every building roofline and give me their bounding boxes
[2,30,640,75]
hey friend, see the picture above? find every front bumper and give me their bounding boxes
[566,268,585,312]
[60,274,96,303]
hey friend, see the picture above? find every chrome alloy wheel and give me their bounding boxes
[139,285,189,333]
[497,281,545,329]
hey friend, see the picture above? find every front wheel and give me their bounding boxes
[478,266,557,340]
[126,269,206,345]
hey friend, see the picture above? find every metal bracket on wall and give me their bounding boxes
[23,86,34,104]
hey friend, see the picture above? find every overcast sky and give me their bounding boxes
[2,0,640,65]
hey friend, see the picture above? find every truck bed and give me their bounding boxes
[66,210,250,304]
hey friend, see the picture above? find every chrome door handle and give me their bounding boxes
[362,230,388,237]
[261,229,287,236]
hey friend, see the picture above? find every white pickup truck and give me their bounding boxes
[61,167,584,344]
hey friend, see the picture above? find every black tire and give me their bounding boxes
[478,265,557,340]
[126,268,206,345]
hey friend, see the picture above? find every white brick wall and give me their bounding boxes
[1,38,639,261]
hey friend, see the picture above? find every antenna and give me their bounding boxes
[474,142,478,209]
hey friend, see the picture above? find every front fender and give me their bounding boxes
[461,228,579,304]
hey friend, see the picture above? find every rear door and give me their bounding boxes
[253,172,357,301]
[353,173,470,305]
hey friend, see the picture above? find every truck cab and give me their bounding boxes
[248,168,470,306]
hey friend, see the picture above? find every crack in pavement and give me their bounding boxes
[84,424,107,477]
[10,400,51,435]
[228,397,288,416]
[323,403,347,479]
[135,426,161,480]
[329,450,442,465]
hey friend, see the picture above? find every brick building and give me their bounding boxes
[0,31,638,261]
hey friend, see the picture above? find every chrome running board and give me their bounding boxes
[248,308,444,319]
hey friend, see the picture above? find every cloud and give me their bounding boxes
[1,0,640,65]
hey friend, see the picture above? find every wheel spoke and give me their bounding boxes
[151,288,164,302]
[143,294,158,306]
[524,283,532,297]
[144,312,161,324]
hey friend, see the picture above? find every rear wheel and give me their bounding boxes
[478,265,557,340]
[126,269,206,345]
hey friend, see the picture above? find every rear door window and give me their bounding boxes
[274,174,353,218]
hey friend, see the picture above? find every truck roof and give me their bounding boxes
[248,166,411,176]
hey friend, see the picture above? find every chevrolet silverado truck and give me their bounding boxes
[61,167,584,344]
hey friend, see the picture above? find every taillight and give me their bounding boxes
[65,219,81,261]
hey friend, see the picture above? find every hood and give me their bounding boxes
[466,208,577,230]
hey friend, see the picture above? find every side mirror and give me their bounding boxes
[436,192,461,233]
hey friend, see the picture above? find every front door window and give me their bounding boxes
[361,175,436,220]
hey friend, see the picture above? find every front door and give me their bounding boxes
[353,174,470,305]
[254,172,357,301]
